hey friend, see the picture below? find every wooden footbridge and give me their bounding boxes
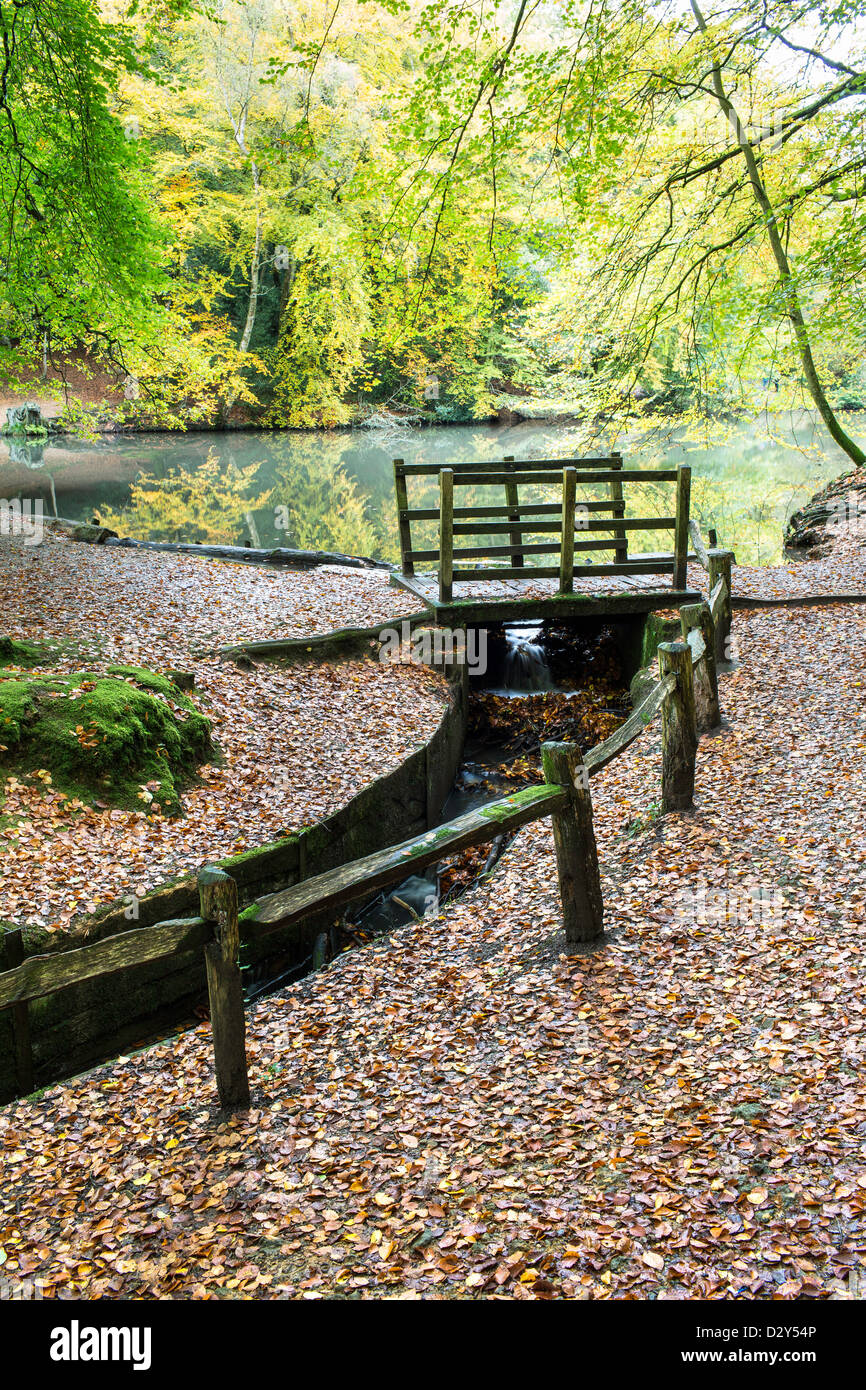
[391,452,703,619]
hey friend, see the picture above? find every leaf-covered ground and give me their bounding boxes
[0,533,441,931]
[2,585,865,1298]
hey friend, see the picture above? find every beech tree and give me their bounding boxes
[387,0,866,461]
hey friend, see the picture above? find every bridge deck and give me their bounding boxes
[392,568,701,623]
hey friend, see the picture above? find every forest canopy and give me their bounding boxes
[1,0,864,457]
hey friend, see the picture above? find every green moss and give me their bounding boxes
[0,667,216,814]
[219,835,300,876]
[640,612,682,667]
[0,636,60,669]
[0,635,99,669]
[480,787,554,821]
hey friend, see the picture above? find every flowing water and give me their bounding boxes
[501,624,554,693]
[2,409,863,565]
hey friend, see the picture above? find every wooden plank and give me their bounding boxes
[560,467,576,594]
[199,866,250,1112]
[406,501,621,521]
[451,561,675,581]
[688,519,710,572]
[450,470,679,487]
[439,468,454,604]
[399,456,621,476]
[541,741,603,942]
[388,569,701,617]
[673,464,692,590]
[0,918,210,1011]
[393,459,414,576]
[584,673,675,775]
[451,566,563,580]
[453,520,565,536]
[408,538,634,562]
[503,456,524,567]
[681,601,720,732]
[249,785,568,934]
[686,626,706,665]
[729,592,866,610]
[410,542,563,562]
[609,454,628,565]
[709,577,726,619]
[575,516,676,532]
[3,929,33,1095]
[450,516,677,537]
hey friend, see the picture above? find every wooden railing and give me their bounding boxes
[394,454,694,601]
[0,550,732,1111]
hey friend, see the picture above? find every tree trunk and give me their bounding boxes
[691,1,865,468]
[220,159,261,419]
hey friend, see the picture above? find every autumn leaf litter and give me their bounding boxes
[1,531,866,1299]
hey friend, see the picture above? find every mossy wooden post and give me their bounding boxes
[680,600,721,732]
[198,865,250,1112]
[673,464,692,590]
[393,459,414,576]
[708,548,734,662]
[2,929,33,1096]
[541,740,604,943]
[658,641,698,812]
[609,453,628,564]
[439,467,454,603]
[503,456,524,568]
[559,467,576,594]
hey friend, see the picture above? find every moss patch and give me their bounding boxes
[0,636,64,669]
[0,666,216,815]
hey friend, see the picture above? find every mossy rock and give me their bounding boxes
[71,524,119,544]
[0,636,56,669]
[0,665,216,815]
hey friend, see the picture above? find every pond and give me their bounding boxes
[1,409,862,566]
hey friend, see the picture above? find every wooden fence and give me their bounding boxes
[0,554,733,1111]
[394,454,694,601]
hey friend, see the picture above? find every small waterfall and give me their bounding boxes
[503,624,553,693]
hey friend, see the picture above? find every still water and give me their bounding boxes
[1,410,861,565]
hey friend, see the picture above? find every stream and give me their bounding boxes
[245,619,631,1001]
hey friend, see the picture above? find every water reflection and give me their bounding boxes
[0,410,860,565]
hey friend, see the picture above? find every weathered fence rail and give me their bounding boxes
[0,546,732,1110]
[394,454,695,601]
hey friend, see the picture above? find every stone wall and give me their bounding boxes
[0,662,467,1102]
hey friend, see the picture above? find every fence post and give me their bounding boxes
[658,641,698,811]
[609,453,628,564]
[393,459,413,577]
[708,548,734,662]
[673,464,692,590]
[198,865,251,1112]
[503,456,524,568]
[559,466,576,594]
[541,740,604,943]
[2,928,33,1097]
[680,600,721,732]
[439,467,454,603]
